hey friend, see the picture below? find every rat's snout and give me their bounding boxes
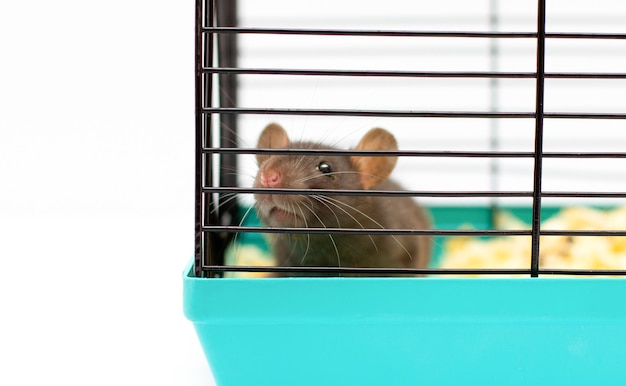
[259,169,282,188]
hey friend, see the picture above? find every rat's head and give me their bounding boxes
[253,123,399,227]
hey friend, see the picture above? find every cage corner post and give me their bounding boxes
[195,0,234,278]
[194,0,205,278]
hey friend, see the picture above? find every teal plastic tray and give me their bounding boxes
[183,206,626,385]
[184,274,626,385]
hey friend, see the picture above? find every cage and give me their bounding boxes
[184,0,626,384]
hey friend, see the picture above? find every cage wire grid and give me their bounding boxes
[194,0,626,278]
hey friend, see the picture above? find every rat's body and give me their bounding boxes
[253,123,431,277]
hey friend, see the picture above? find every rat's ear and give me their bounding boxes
[256,123,290,164]
[350,128,398,189]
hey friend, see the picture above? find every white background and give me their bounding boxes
[1,1,624,385]
[0,1,214,385]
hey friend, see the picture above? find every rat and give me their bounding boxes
[253,123,432,277]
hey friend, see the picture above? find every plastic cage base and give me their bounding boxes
[184,263,626,386]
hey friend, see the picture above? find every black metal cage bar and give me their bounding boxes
[193,0,204,278]
[195,0,626,277]
[530,0,547,277]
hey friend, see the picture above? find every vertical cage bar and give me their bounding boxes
[530,0,547,277]
[217,0,239,238]
[194,0,204,277]
[194,0,221,277]
[205,0,222,277]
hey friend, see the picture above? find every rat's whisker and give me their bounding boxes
[301,197,340,268]
[295,202,312,265]
[309,194,341,227]
[313,195,378,254]
[323,195,412,261]
[230,204,258,270]
[211,193,240,214]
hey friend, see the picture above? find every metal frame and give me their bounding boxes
[195,0,626,277]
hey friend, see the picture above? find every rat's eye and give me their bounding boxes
[316,161,334,176]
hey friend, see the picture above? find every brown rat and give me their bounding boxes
[253,123,431,277]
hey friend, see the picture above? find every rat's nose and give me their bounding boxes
[260,170,281,188]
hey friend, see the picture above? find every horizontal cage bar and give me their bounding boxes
[202,108,626,119]
[204,67,626,80]
[204,148,537,157]
[203,187,534,197]
[202,226,530,236]
[202,226,626,237]
[198,265,626,276]
[202,148,626,159]
[202,187,626,199]
[534,269,626,276]
[202,107,534,118]
[201,265,533,275]
[202,27,626,40]
[202,27,537,37]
